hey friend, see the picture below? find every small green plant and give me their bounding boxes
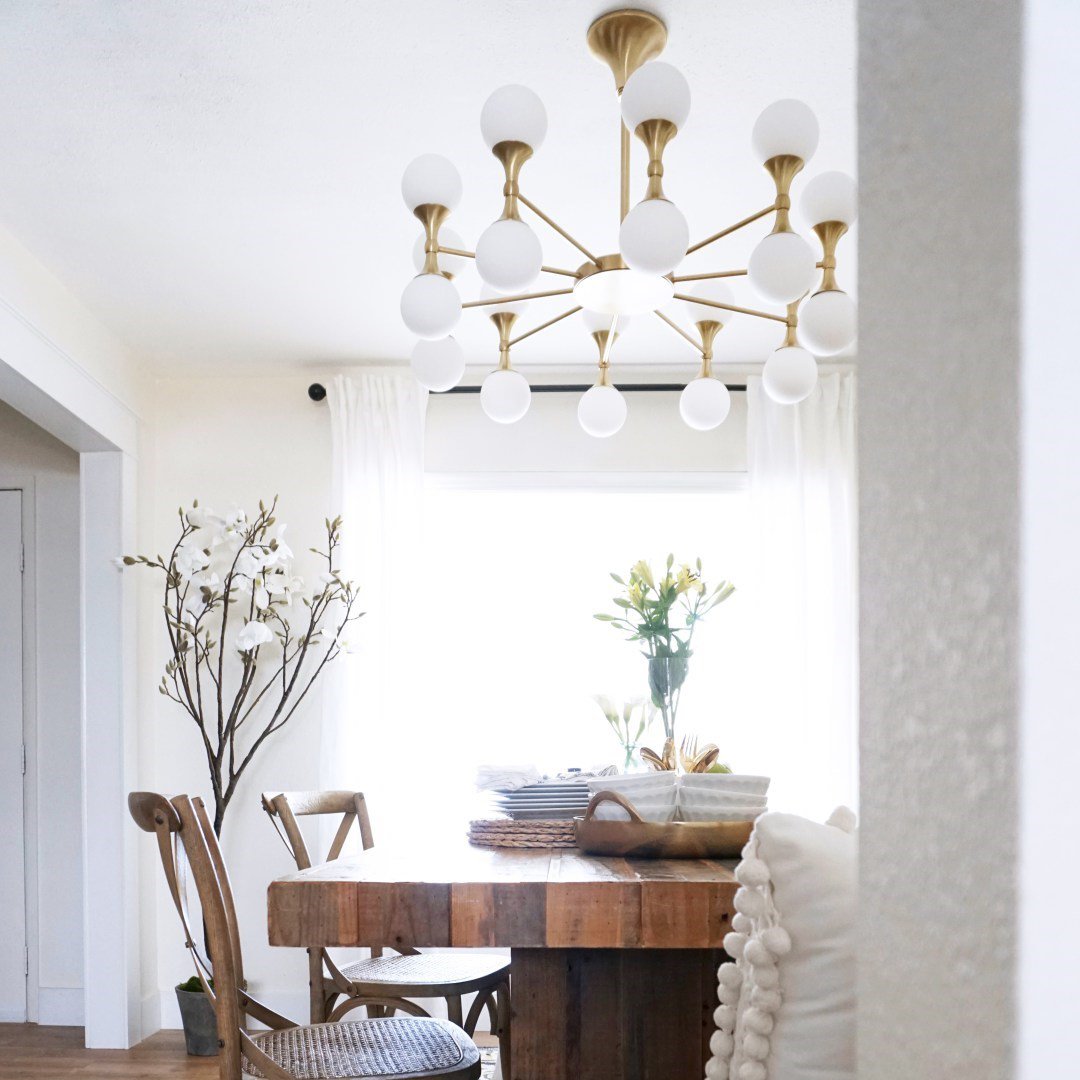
[176,975,213,994]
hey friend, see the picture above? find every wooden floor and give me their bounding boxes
[0,1024,499,1079]
[0,1025,216,1078]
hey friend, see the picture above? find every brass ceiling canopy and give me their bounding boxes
[398,7,859,435]
[586,9,668,92]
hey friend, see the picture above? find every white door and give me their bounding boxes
[0,490,26,1021]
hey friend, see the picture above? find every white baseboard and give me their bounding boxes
[141,991,162,1042]
[38,987,84,1026]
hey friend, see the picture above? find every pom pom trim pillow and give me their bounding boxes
[706,807,856,1080]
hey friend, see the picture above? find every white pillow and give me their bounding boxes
[707,807,856,1080]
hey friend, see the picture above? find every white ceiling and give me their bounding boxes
[0,1,855,376]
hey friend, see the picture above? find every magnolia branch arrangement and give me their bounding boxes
[119,498,363,834]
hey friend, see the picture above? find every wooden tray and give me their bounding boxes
[575,790,753,859]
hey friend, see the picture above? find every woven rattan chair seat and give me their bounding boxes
[340,952,510,995]
[244,1017,480,1079]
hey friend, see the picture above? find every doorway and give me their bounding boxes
[0,488,27,1022]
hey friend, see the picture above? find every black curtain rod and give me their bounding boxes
[307,381,747,402]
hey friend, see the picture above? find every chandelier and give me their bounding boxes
[399,8,856,436]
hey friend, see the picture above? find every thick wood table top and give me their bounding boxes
[267,842,737,950]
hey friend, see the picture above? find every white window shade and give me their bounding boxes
[425,389,747,477]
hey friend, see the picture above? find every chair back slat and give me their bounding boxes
[262,790,374,871]
[171,794,245,1079]
[190,797,247,1005]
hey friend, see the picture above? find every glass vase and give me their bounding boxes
[647,655,689,762]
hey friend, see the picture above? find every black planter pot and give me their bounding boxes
[175,987,219,1056]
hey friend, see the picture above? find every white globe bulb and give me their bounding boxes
[476,218,543,292]
[401,154,462,212]
[411,227,467,276]
[679,376,731,431]
[581,310,632,334]
[411,337,465,392]
[400,273,461,339]
[621,61,691,132]
[480,85,548,151]
[763,346,818,404]
[801,171,858,226]
[752,100,820,164]
[620,199,689,276]
[578,384,627,438]
[481,368,531,424]
[480,284,530,317]
[748,231,818,304]
[682,280,737,325]
[798,290,857,355]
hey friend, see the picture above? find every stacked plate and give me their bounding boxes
[490,779,592,820]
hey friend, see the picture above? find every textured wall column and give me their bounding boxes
[858,2,1021,1077]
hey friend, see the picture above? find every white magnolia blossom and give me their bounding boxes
[236,620,274,653]
[175,542,210,579]
[234,548,265,579]
[186,507,226,530]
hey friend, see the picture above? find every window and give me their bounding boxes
[405,477,758,814]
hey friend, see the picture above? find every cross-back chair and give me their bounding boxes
[130,791,481,1080]
[261,790,510,1072]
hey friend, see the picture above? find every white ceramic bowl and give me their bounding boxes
[588,787,678,822]
[586,772,677,797]
[678,789,768,809]
[679,805,765,823]
[678,773,771,796]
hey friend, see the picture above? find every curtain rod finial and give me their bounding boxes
[308,383,327,403]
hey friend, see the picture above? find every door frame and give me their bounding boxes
[1,301,142,1047]
[0,485,29,1023]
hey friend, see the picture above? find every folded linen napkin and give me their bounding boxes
[474,764,542,792]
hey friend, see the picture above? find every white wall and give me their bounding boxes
[857,0,1020,1075]
[140,376,333,1026]
[0,400,83,1025]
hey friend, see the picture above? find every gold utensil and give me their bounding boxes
[639,737,677,771]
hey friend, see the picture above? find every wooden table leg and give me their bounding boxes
[508,947,721,1080]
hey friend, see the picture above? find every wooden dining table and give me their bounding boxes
[267,841,737,1080]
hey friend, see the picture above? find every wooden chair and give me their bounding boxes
[129,791,480,1080]
[261,791,510,1071]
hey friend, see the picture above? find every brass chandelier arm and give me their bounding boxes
[671,269,749,283]
[436,245,581,279]
[462,287,576,309]
[509,306,583,347]
[620,121,631,223]
[685,203,778,256]
[671,293,788,324]
[517,194,601,265]
[654,311,705,357]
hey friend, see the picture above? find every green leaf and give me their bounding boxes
[610,572,626,585]
[594,613,617,621]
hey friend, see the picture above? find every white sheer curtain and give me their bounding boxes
[746,372,858,818]
[322,372,427,840]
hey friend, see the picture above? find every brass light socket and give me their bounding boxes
[587,8,668,92]
[591,328,621,368]
[812,220,849,292]
[695,319,723,363]
[782,300,801,348]
[763,154,805,233]
[492,140,533,221]
[413,203,451,276]
[635,118,678,201]
[490,310,519,370]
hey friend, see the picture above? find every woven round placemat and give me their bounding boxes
[468,818,578,849]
